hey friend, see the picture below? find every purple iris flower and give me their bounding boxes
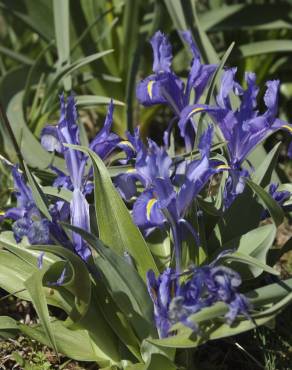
[3,166,50,245]
[136,31,216,151]
[178,69,292,207]
[41,96,120,192]
[179,70,292,169]
[147,257,250,338]
[40,95,122,260]
[116,126,227,271]
[2,166,72,250]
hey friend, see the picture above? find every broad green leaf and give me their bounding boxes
[145,354,176,370]
[0,231,59,267]
[251,142,281,187]
[92,280,142,362]
[246,180,284,227]
[66,144,158,280]
[30,245,120,363]
[24,268,58,354]
[221,224,277,278]
[61,224,155,338]
[0,250,64,305]
[5,90,65,170]
[19,320,110,363]
[31,245,91,327]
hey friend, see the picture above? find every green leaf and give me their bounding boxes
[53,0,71,90]
[31,244,132,363]
[24,268,58,354]
[23,162,52,221]
[4,89,65,170]
[30,245,91,327]
[75,95,124,107]
[42,186,73,203]
[239,40,292,58]
[92,280,142,362]
[221,224,277,278]
[60,224,156,338]
[251,142,281,187]
[42,49,114,112]
[201,4,292,32]
[66,144,158,280]
[220,251,279,277]
[246,180,284,227]
[0,45,34,65]
[0,316,19,339]
[19,320,110,363]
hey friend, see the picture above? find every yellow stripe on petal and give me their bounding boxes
[120,140,135,150]
[187,107,204,120]
[147,80,155,99]
[146,198,157,221]
[282,124,292,133]
[216,164,230,171]
[0,211,5,216]
[126,168,136,173]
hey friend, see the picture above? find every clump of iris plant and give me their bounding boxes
[2,30,292,341]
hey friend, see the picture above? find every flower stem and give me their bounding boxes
[171,223,181,273]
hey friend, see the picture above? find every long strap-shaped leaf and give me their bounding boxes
[66,144,159,280]
[24,268,58,355]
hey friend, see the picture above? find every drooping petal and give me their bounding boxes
[132,190,165,229]
[136,73,184,112]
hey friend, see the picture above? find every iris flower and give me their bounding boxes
[116,126,226,271]
[41,96,120,260]
[178,69,292,206]
[2,166,69,246]
[147,256,250,338]
[136,31,216,151]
